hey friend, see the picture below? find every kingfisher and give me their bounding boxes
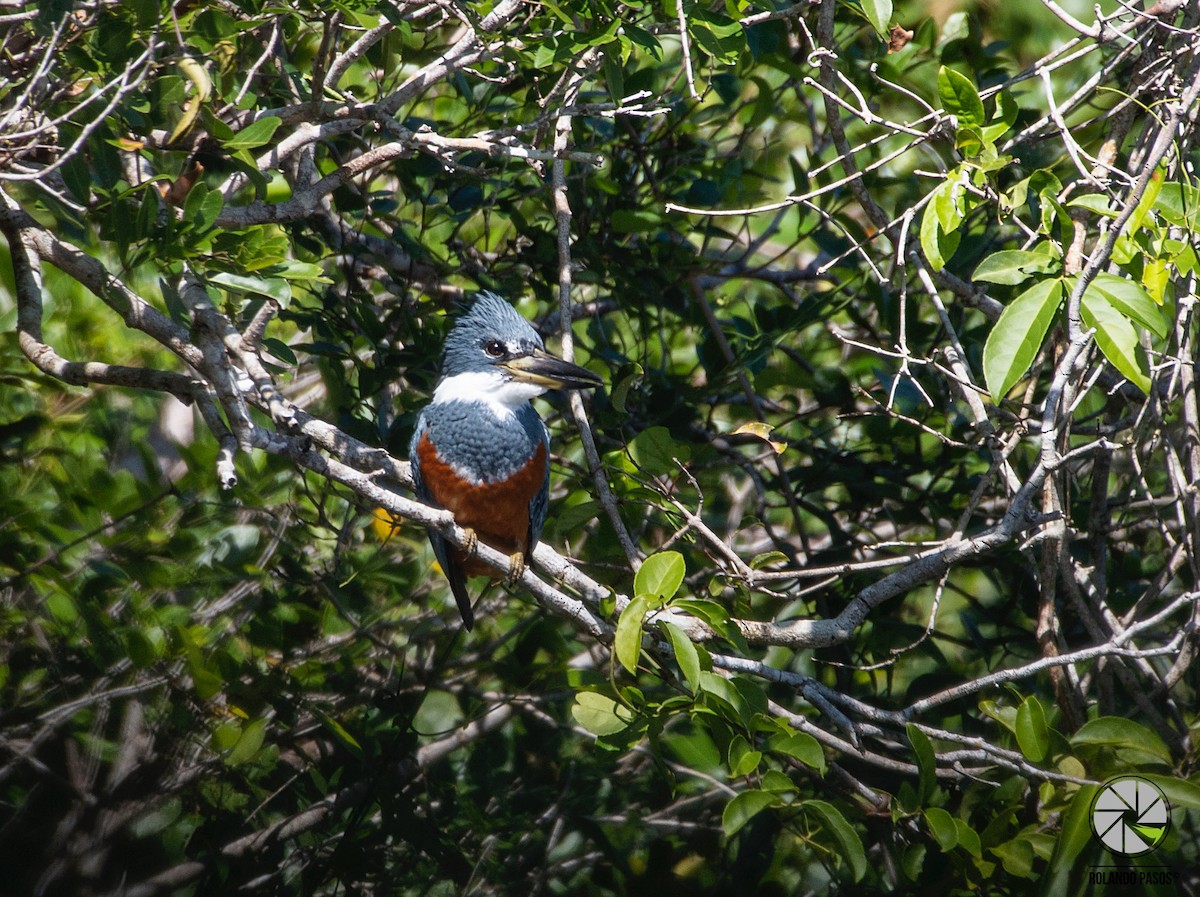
[410,292,602,630]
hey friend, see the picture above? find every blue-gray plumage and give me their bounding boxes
[410,292,602,630]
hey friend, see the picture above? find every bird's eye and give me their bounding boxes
[483,339,506,358]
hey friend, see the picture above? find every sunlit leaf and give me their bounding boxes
[614,594,651,674]
[982,278,1063,400]
[1080,285,1152,393]
[571,691,633,736]
[938,66,984,129]
[635,550,686,603]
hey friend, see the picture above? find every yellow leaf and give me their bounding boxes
[733,421,786,454]
[371,507,403,542]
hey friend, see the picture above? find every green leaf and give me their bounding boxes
[225,717,267,766]
[919,195,961,272]
[614,594,651,674]
[1070,717,1171,763]
[1066,193,1121,218]
[862,0,892,37]
[602,49,625,104]
[1153,182,1200,228]
[192,188,223,235]
[980,89,1019,144]
[571,691,632,736]
[208,271,292,305]
[727,735,762,778]
[925,806,958,851]
[990,838,1035,877]
[1140,774,1200,810]
[1080,285,1151,393]
[1014,695,1048,762]
[953,818,982,858]
[973,248,1059,285]
[628,425,691,474]
[696,671,750,725]
[611,209,664,232]
[768,731,826,773]
[982,277,1063,400]
[661,620,701,692]
[1127,165,1165,233]
[224,115,281,150]
[933,173,966,231]
[1087,273,1168,338]
[312,708,362,754]
[722,789,777,838]
[938,66,985,129]
[805,800,867,881]
[1042,785,1098,896]
[907,723,936,801]
[610,362,644,414]
[749,550,788,570]
[635,550,686,603]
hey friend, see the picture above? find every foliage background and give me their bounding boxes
[2,0,1200,894]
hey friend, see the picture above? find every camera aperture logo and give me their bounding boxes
[1087,775,1174,889]
[1090,775,1170,856]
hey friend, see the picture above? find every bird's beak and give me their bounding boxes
[501,348,603,391]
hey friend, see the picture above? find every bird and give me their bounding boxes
[409,292,603,630]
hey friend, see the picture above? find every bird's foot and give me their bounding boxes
[506,551,526,585]
[461,527,478,557]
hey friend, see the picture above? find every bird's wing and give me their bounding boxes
[410,412,475,631]
[527,423,551,554]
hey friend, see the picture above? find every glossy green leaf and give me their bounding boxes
[862,0,892,37]
[973,248,1059,285]
[1014,695,1048,763]
[1042,785,1098,896]
[225,717,267,766]
[1080,285,1151,393]
[1071,717,1171,763]
[990,838,1035,877]
[722,789,777,838]
[225,115,281,150]
[614,594,651,674]
[1066,193,1121,218]
[953,818,982,858]
[982,277,1063,400]
[806,800,867,881]
[907,723,936,801]
[1087,273,1168,338]
[635,550,686,603]
[749,550,788,570]
[661,620,701,692]
[1153,182,1200,227]
[571,691,632,736]
[919,192,961,272]
[1126,165,1165,233]
[938,66,985,129]
[769,730,826,773]
[1140,774,1200,810]
[925,806,958,851]
[727,735,762,778]
[208,271,291,304]
[696,671,750,725]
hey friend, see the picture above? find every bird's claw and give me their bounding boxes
[462,527,478,557]
[506,551,526,585]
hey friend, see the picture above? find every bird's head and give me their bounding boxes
[434,292,602,410]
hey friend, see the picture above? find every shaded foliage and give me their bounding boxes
[3,0,1200,895]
